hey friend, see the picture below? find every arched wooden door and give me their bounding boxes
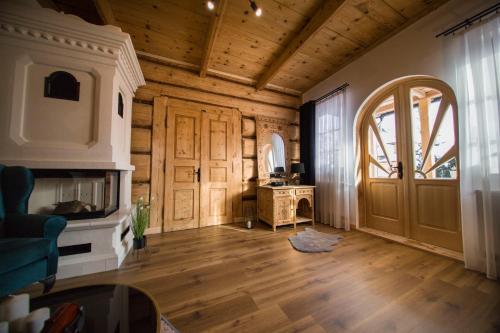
[361,78,462,252]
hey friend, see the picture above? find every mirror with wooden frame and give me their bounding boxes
[256,115,290,185]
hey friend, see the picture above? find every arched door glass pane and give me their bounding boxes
[367,94,398,178]
[410,87,457,179]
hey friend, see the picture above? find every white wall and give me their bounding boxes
[303,0,497,225]
[303,0,496,105]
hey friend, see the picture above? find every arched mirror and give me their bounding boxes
[256,116,290,184]
[264,133,286,174]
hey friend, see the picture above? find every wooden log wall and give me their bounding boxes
[131,58,301,232]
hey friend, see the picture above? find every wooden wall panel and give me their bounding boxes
[132,183,150,203]
[242,181,257,198]
[243,158,258,181]
[242,138,257,158]
[149,97,167,232]
[132,102,153,127]
[131,128,151,153]
[241,118,256,137]
[131,154,151,183]
[242,200,257,219]
[232,110,243,220]
[289,125,300,141]
[290,142,300,161]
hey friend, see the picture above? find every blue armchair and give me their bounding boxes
[0,165,67,297]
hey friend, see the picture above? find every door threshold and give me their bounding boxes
[357,227,464,262]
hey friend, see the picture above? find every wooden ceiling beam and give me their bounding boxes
[200,0,228,78]
[92,0,116,26]
[36,0,59,11]
[255,0,347,90]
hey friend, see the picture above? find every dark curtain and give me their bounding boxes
[299,101,315,185]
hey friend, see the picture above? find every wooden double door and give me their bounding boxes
[361,79,462,252]
[164,100,236,231]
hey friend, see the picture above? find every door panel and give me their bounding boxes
[165,107,201,231]
[363,91,405,236]
[369,182,399,220]
[200,110,233,227]
[407,84,462,251]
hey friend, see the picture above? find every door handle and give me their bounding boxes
[194,168,201,182]
[392,162,403,179]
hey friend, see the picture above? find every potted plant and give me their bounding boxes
[131,197,150,250]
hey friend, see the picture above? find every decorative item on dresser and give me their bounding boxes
[290,162,305,185]
[257,185,315,232]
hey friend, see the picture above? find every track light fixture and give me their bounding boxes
[249,0,262,17]
[206,0,262,17]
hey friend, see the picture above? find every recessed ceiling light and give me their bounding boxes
[207,0,215,10]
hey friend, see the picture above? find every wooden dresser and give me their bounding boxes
[257,185,315,231]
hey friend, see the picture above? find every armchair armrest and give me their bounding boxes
[5,214,67,240]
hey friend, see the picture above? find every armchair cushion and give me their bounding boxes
[0,238,51,275]
[5,214,67,275]
[5,214,67,240]
[2,166,34,215]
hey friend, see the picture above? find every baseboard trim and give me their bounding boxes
[357,227,464,262]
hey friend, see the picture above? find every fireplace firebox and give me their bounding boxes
[29,169,120,220]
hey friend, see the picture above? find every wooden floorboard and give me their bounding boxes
[28,223,500,333]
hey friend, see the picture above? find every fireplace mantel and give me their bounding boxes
[0,160,135,171]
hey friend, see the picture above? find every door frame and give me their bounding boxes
[354,76,461,239]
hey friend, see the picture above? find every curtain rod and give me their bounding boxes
[315,83,349,103]
[436,2,500,38]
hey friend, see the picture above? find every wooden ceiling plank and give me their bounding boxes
[93,0,116,25]
[255,0,347,90]
[200,0,228,77]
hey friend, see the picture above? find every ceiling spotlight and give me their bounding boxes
[207,0,215,10]
[249,0,262,17]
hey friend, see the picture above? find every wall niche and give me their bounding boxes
[44,71,80,101]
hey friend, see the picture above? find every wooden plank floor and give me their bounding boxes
[31,223,500,333]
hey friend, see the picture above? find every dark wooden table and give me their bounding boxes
[31,284,159,333]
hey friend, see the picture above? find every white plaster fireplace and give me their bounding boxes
[0,1,145,278]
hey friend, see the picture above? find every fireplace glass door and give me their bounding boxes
[29,170,119,220]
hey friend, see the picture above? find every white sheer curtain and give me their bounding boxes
[315,89,350,230]
[446,17,500,279]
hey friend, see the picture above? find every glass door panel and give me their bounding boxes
[368,95,398,178]
[410,87,457,179]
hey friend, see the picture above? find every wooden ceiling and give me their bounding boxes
[44,0,448,94]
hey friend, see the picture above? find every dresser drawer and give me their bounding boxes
[295,188,314,196]
[273,189,294,196]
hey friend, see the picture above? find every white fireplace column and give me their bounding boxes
[0,1,145,278]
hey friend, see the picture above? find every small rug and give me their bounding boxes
[161,315,180,333]
[288,227,342,252]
